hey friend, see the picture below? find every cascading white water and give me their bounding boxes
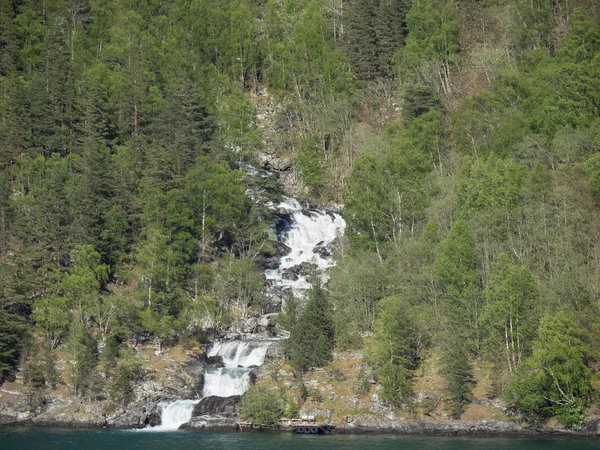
[149,196,344,431]
[208,340,271,367]
[265,197,345,294]
[202,340,272,398]
[149,400,199,431]
[150,342,271,431]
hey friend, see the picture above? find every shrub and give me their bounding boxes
[240,385,284,425]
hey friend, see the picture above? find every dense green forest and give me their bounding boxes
[1,0,600,428]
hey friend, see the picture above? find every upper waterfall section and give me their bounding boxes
[265,197,345,295]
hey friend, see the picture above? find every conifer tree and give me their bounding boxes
[286,282,334,373]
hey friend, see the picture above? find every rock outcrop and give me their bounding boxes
[185,395,241,431]
[257,151,302,197]
[342,417,600,437]
[192,395,241,417]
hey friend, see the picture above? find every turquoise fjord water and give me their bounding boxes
[1,428,599,450]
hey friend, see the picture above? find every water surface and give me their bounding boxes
[2,428,598,450]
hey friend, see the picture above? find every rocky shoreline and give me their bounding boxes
[1,418,600,440]
[2,406,600,439]
[1,340,599,438]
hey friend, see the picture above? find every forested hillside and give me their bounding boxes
[1,0,600,428]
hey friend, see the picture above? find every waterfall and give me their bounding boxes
[202,340,272,398]
[208,340,271,367]
[265,197,345,295]
[202,368,251,397]
[148,196,344,431]
[150,400,199,431]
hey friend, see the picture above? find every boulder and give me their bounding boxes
[260,290,283,315]
[184,415,238,431]
[241,314,277,337]
[192,395,241,417]
[281,269,298,281]
[258,152,293,172]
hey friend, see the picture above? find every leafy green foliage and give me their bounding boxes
[505,313,594,428]
[240,385,284,425]
[344,110,442,254]
[482,254,539,372]
[1,0,600,429]
[109,356,143,407]
[456,157,526,217]
[400,0,460,93]
[435,220,479,338]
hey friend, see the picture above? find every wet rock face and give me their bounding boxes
[258,241,291,271]
[184,354,208,398]
[583,418,600,434]
[185,395,242,431]
[184,416,238,431]
[281,261,318,280]
[205,355,225,368]
[281,269,298,281]
[191,395,241,418]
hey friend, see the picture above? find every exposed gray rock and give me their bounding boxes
[184,353,208,397]
[260,291,283,314]
[312,241,331,258]
[341,417,600,437]
[206,356,225,367]
[281,270,298,281]
[0,413,17,426]
[258,152,293,172]
[282,262,318,280]
[279,170,302,197]
[192,395,241,417]
[265,341,284,359]
[257,241,291,271]
[582,418,600,434]
[184,395,241,431]
[109,402,161,429]
[184,415,238,431]
[241,314,277,337]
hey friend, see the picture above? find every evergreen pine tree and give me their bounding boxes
[69,323,98,397]
[443,338,475,418]
[286,281,334,373]
[343,0,379,80]
[0,307,27,382]
[374,0,410,78]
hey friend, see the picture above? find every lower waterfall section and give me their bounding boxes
[147,198,342,431]
[151,400,199,431]
[150,340,273,430]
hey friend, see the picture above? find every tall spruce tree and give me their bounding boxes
[286,281,334,373]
